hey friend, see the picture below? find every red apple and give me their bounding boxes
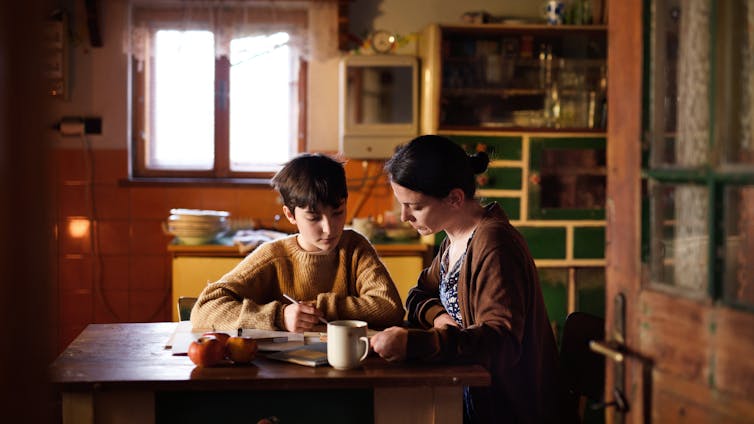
[188,336,226,367]
[202,332,230,345]
[226,336,258,363]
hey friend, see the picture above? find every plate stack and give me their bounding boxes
[167,209,230,245]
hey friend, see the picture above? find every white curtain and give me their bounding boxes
[127,0,338,68]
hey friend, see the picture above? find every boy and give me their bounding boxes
[190,153,405,332]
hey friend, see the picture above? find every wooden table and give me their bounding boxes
[50,323,490,424]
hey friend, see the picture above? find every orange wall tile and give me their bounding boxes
[99,256,131,291]
[94,290,130,323]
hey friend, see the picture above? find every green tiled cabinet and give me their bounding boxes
[419,23,608,354]
[447,133,607,343]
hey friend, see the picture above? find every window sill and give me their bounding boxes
[120,177,272,188]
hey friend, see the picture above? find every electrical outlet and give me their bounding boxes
[57,116,102,136]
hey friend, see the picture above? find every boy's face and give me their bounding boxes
[283,200,346,253]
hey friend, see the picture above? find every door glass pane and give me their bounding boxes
[720,0,754,165]
[648,182,709,295]
[723,186,754,306]
[151,30,215,170]
[648,0,711,167]
[229,32,296,172]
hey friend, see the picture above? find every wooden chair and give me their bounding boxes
[177,296,198,321]
[559,311,606,423]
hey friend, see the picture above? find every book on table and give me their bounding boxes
[266,342,329,367]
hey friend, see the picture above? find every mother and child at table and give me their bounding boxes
[191,135,561,423]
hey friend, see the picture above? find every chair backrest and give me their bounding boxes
[177,296,198,321]
[559,311,606,423]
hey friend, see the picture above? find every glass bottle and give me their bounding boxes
[544,82,561,128]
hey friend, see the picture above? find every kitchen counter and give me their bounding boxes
[167,237,434,260]
[168,238,434,321]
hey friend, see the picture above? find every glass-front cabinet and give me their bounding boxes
[419,23,607,133]
[418,23,609,344]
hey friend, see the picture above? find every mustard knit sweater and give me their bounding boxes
[190,230,405,331]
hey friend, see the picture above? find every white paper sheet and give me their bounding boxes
[167,321,306,355]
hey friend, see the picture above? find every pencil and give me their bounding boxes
[282,294,328,324]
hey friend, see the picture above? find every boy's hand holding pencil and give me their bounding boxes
[282,294,328,333]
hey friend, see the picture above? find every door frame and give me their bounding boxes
[605,0,645,422]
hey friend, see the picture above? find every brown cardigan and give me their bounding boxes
[405,203,560,423]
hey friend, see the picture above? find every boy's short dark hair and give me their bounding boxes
[271,153,348,212]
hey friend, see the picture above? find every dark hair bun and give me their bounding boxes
[469,151,490,174]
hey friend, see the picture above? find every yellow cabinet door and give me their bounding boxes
[171,257,242,321]
[381,256,423,311]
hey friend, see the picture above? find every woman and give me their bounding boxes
[370,135,560,423]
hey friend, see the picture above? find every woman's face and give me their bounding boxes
[390,182,450,236]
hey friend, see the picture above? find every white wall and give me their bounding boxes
[50,0,129,150]
[50,0,540,152]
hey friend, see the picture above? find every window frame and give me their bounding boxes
[641,0,754,310]
[129,10,309,182]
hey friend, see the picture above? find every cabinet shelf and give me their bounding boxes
[443,87,600,98]
[440,124,606,133]
[444,88,545,97]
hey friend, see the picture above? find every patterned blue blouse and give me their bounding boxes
[439,232,475,326]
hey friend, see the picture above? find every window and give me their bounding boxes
[643,0,754,308]
[129,1,337,181]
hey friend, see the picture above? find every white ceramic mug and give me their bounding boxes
[327,320,370,370]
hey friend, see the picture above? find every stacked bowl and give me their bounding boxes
[167,209,230,245]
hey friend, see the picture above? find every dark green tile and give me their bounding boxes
[484,167,522,190]
[538,268,568,344]
[480,197,520,220]
[576,267,605,318]
[449,135,522,160]
[518,227,566,259]
[573,226,606,259]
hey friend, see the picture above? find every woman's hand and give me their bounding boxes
[283,301,324,333]
[433,312,459,329]
[370,326,408,362]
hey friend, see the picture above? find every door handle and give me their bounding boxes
[589,339,629,412]
[591,388,629,413]
[589,339,624,363]
[589,294,630,423]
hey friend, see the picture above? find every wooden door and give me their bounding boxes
[604,0,754,423]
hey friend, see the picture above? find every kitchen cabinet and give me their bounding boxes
[168,242,432,322]
[418,23,608,339]
[419,23,607,133]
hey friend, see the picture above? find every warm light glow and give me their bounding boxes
[68,218,90,238]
